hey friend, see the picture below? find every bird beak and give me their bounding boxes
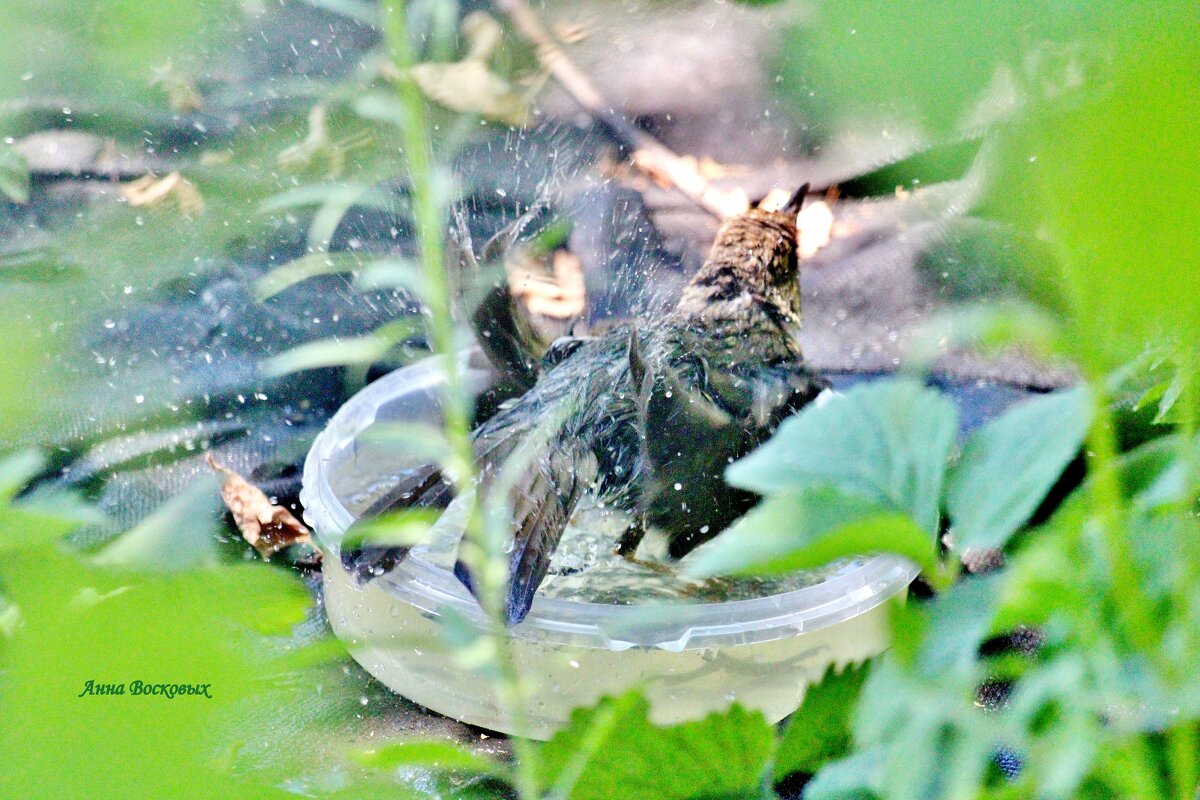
[782,183,810,215]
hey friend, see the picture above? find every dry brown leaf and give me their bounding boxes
[796,200,835,259]
[120,172,205,216]
[409,12,528,126]
[410,61,528,126]
[552,21,589,44]
[207,454,318,562]
[507,249,586,319]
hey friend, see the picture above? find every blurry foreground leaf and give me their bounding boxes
[0,449,46,500]
[254,251,365,301]
[343,508,441,549]
[356,740,509,777]
[776,664,871,780]
[92,475,222,570]
[0,143,31,204]
[728,379,958,533]
[946,387,1090,551]
[686,488,936,580]
[538,693,774,800]
[803,745,885,800]
[906,302,1065,371]
[263,319,420,376]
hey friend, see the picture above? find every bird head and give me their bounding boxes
[679,184,809,325]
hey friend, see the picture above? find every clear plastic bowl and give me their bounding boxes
[302,354,918,739]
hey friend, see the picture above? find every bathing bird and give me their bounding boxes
[348,185,826,624]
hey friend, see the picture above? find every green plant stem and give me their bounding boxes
[1084,387,1157,655]
[379,6,542,799]
[1168,723,1198,800]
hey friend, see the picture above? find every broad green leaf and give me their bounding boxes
[776,664,871,780]
[537,693,774,800]
[0,143,31,204]
[991,10,1200,375]
[685,488,936,578]
[917,573,1002,677]
[727,379,957,533]
[946,387,1091,551]
[356,740,508,778]
[802,746,885,800]
[92,476,222,571]
[852,655,999,800]
[0,490,106,552]
[905,303,1065,372]
[0,449,45,500]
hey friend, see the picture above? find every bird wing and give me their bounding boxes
[341,463,453,583]
[472,282,543,391]
[631,331,827,558]
[481,440,597,625]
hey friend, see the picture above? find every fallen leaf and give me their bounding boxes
[552,20,589,44]
[409,12,528,126]
[207,454,318,563]
[410,61,528,126]
[120,172,205,216]
[797,199,834,258]
[151,59,203,113]
[507,249,586,319]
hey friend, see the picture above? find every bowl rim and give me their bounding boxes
[303,355,919,650]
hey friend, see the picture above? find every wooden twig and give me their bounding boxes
[494,0,747,219]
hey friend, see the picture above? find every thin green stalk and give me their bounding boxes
[1167,723,1198,800]
[378,6,542,798]
[1085,386,1158,655]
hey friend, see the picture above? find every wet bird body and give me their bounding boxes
[353,188,826,624]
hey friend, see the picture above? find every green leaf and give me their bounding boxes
[917,573,1002,677]
[355,740,508,777]
[92,476,222,571]
[0,449,45,500]
[905,303,1065,371]
[253,252,366,301]
[343,508,441,549]
[776,664,871,780]
[354,258,428,297]
[353,92,411,128]
[0,143,31,204]
[537,693,774,800]
[802,746,885,800]
[360,421,450,461]
[685,488,937,579]
[727,379,957,533]
[298,0,380,27]
[262,319,420,376]
[946,387,1091,551]
[257,182,394,214]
